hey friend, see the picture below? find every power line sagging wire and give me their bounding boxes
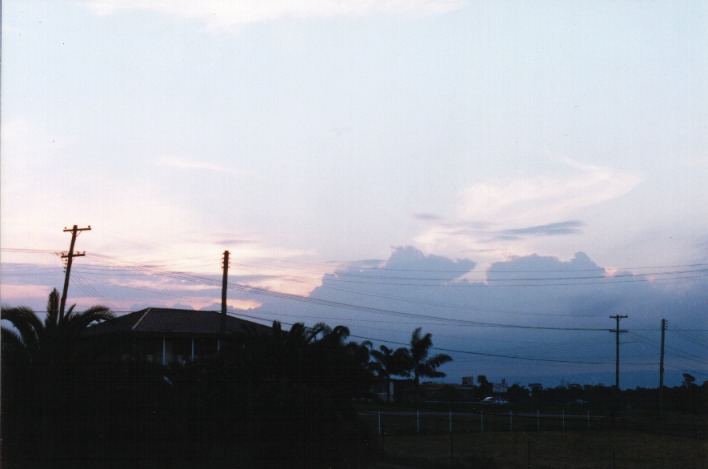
[229,311,610,366]
[5,249,707,335]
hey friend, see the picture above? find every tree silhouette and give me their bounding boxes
[2,288,113,369]
[371,344,408,402]
[2,288,114,467]
[401,327,452,401]
[219,321,377,465]
[477,375,493,398]
[682,373,696,387]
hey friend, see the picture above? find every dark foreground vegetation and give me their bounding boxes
[2,290,456,468]
[2,290,705,468]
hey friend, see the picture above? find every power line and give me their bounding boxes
[228,281,610,332]
[4,247,707,285]
[609,315,628,389]
[240,256,708,274]
[67,253,612,332]
[229,311,610,365]
[5,249,706,338]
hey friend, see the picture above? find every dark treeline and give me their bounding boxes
[1,290,452,468]
[433,378,706,415]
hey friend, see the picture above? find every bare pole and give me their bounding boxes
[609,315,628,389]
[60,225,91,320]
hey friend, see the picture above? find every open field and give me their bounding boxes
[374,430,706,469]
[359,407,706,468]
[359,406,707,435]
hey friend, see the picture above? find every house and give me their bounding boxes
[420,383,476,402]
[83,307,270,366]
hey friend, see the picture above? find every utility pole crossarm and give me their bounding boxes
[60,225,91,320]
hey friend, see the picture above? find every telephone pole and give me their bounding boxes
[219,250,230,345]
[609,315,628,389]
[60,225,91,320]
[659,318,667,413]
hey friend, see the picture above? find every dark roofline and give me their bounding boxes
[83,307,271,337]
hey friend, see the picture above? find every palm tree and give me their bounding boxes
[2,289,114,465]
[2,288,114,368]
[402,327,453,401]
[347,339,373,369]
[371,344,408,402]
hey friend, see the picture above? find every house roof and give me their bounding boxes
[83,307,270,337]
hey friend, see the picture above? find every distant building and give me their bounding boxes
[462,376,475,386]
[83,307,269,366]
[493,379,508,394]
[420,383,476,402]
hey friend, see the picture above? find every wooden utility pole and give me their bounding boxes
[60,225,91,320]
[609,315,628,389]
[659,318,667,413]
[219,250,230,345]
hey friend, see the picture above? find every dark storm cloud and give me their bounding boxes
[247,247,707,388]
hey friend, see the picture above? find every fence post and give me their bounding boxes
[562,410,565,431]
[509,409,513,431]
[587,409,590,429]
[417,410,420,434]
[449,411,453,462]
[378,411,381,436]
[381,423,385,453]
[481,411,484,432]
[536,410,540,431]
[527,438,532,468]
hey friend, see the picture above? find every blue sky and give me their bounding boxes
[2,0,706,388]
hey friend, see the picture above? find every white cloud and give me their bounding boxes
[83,0,467,30]
[152,157,249,176]
[458,158,642,225]
[414,158,643,264]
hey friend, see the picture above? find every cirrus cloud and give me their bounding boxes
[83,0,467,31]
[414,158,642,264]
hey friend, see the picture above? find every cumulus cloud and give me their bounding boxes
[83,0,467,31]
[3,247,705,386]
[243,246,706,386]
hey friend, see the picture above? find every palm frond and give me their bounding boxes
[1,327,31,364]
[63,306,114,340]
[307,322,332,343]
[1,306,43,352]
[45,288,61,328]
[425,353,453,369]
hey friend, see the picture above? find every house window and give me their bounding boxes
[170,337,192,366]
[194,337,218,359]
[136,337,163,362]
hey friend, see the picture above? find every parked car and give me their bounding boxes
[480,397,509,405]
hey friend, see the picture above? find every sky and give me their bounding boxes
[2,0,707,389]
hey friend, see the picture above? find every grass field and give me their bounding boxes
[375,430,706,468]
[359,407,706,468]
